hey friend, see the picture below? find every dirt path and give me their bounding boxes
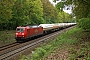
[46,47,69,60]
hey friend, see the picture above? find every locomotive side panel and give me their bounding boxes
[25,26,43,38]
[26,29,31,38]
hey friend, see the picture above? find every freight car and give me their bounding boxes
[39,23,76,33]
[15,23,76,42]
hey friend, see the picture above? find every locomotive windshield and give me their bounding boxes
[17,28,24,32]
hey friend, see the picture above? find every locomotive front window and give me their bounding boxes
[17,28,24,32]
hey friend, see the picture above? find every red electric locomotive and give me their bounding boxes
[15,25,43,42]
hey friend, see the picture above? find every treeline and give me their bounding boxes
[0,0,44,30]
[0,0,73,30]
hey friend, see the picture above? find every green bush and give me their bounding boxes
[31,47,46,60]
[78,18,90,31]
[21,55,30,60]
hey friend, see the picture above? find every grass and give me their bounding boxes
[0,30,16,46]
[21,26,90,60]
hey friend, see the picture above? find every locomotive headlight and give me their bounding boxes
[22,33,24,37]
[22,33,24,35]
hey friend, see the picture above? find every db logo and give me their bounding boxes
[35,29,38,32]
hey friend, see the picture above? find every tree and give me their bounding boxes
[64,0,90,19]
[55,2,65,12]
[0,0,45,30]
[0,0,16,30]
[12,0,29,28]
[64,0,90,31]
[41,0,59,23]
[29,0,45,24]
[11,0,44,29]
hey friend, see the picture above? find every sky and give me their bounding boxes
[49,0,72,14]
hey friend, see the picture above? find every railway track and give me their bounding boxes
[0,42,20,51]
[0,26,75,60]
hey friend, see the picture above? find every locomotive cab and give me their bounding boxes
[15,27,27,41]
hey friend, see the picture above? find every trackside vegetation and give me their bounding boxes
[21,26,90,60]
[0,30,16,46]
[78,18,90,31]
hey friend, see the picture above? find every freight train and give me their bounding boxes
[15,23,76,42]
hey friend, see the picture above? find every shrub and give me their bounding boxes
[78,18,90,31]
[31,47,46,60]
